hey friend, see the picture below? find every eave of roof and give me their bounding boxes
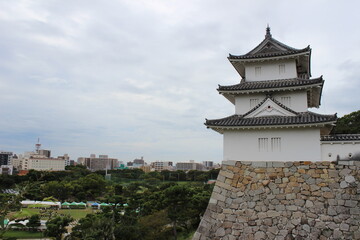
[321,134,360,142]
[205,111,337,134]
[218,77,324,93]
[228,47,310,60]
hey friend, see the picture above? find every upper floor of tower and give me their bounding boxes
[228,26,311,81]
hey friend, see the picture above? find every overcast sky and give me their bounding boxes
[1,0,360,163]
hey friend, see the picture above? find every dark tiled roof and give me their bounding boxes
[321,134,360,141]
[228,47,310,60]
[228,31,311,60]
[218,77,323,92]
[205,112,337,128]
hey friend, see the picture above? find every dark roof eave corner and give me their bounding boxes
[228,53,236,60]
[308,47,312,77]
[317,75,324,107]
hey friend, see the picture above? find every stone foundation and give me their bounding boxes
[193,161,360,240]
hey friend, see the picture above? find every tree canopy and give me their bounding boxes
[332,110,360,134]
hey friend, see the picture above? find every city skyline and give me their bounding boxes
[1,1,360,161]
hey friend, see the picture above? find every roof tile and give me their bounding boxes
[205,112,337,128]
[218,77,323,92]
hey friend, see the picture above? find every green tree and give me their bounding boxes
[163,185,195,240]
[0,185,26,238]
[42,181,71,201]
[332,110,360,134]
[72,214,115,240]
[45,215,73,240]
[138,210,171,240]
[26,214,41,232]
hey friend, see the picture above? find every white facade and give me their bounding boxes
[206,27,336,163]
[223,128,321,162]
[152,161,173,171]
[235,90,308,115]
[24,157,66,171]
[17,152,66,171]
[245,59,297,81]
[321,141,360,161]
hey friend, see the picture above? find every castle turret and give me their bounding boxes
[205,27,336,162]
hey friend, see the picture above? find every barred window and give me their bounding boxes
[250,98,259,108]
[280,96,291,107]
[258,138,268,152]
[271,137,281,152]
[255,66,261,77]
[279,64,285,74]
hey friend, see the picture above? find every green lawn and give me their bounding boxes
[11,208,40,219]
[10,208,95,220]
[56,208,94,219]
[3,230,44,239]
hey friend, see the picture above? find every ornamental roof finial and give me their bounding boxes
[265,24,272,38]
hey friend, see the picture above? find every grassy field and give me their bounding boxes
[3,230,44,239]
[10,208,95,220]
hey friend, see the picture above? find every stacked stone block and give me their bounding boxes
[193,161,360,240]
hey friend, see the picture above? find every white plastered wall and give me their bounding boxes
[321,142,360,161]
[234,91,308,114]
[245,59,297,81]
[223,128,321,161]
[273,91,308,112]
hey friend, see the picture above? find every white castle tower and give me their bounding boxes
[205,26,337,162]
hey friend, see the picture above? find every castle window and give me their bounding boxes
[271,137,281,152]
[255,66,261,77]
[250,98,259,108]
[279,64,285,74]
[258,138,268,152]
[280,96,291,107]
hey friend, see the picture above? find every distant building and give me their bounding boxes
[140,165,151,173]
[38,149,51,158]
[15,152,66,171]
[133,157,145,165]
[127,157,147,168]
[0,152,13,166]
[176,161,204,171]
[57,154,70,166]
[151,161,173,171]
[203,161,214,169]
[0,165,13,175]
[78,154,118,171]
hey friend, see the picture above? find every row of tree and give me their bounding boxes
[1,181,213,240]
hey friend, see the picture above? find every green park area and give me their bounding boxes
[3,230,44,239]
[1,166,219,239]
[10,208,94,220]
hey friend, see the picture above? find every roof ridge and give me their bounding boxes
[218,76,324,92]
[205,111,337,129]
[300,111,337,118]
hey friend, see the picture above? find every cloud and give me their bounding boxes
[1,0,360,162]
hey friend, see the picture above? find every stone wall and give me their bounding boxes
[193,161,360,240]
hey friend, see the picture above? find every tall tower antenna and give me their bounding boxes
[35,138,41,153]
